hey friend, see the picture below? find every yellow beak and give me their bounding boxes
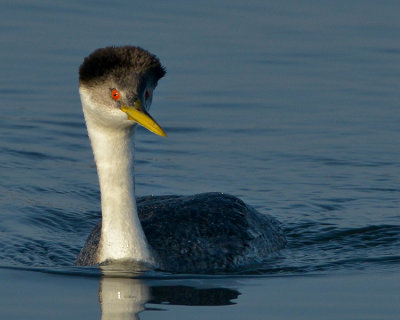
[120,100,167,137]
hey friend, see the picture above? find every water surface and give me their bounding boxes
[0,0,399,319]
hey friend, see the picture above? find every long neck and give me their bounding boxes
[84,112,154,265]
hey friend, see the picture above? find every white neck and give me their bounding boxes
[82,96,154,266]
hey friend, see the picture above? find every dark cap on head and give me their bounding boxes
[79,46,166,85]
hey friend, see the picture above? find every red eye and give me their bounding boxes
[111,89,121,100]
[145,89,150,100]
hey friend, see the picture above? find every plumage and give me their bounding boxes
[75,46,286,273]
[77,193,286,272]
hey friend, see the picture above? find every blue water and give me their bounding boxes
[0,0,399,318]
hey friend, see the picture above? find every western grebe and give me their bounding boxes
[75,46,286,273]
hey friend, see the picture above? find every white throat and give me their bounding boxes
[81,90,154,265]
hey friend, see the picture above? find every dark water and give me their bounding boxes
[0,0,399,318]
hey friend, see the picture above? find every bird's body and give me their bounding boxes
[76,46,286,273]
[77,192,286,272]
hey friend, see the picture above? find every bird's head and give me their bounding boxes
[78,46,166,136]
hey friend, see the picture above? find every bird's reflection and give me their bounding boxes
[99,263,240,319]
[148,286,239,306]
[100,277,148,320]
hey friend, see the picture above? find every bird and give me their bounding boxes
[75,46,286,273]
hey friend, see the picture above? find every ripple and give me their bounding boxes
[2,146,73,162]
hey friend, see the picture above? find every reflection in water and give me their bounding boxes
[99,265,240,319]
[100,277,149,320]
[99,262,150,319]
[149,286,239,306]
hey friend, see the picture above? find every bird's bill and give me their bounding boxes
[121,100,167,137]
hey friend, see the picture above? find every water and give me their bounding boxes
[0,0,399,318]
